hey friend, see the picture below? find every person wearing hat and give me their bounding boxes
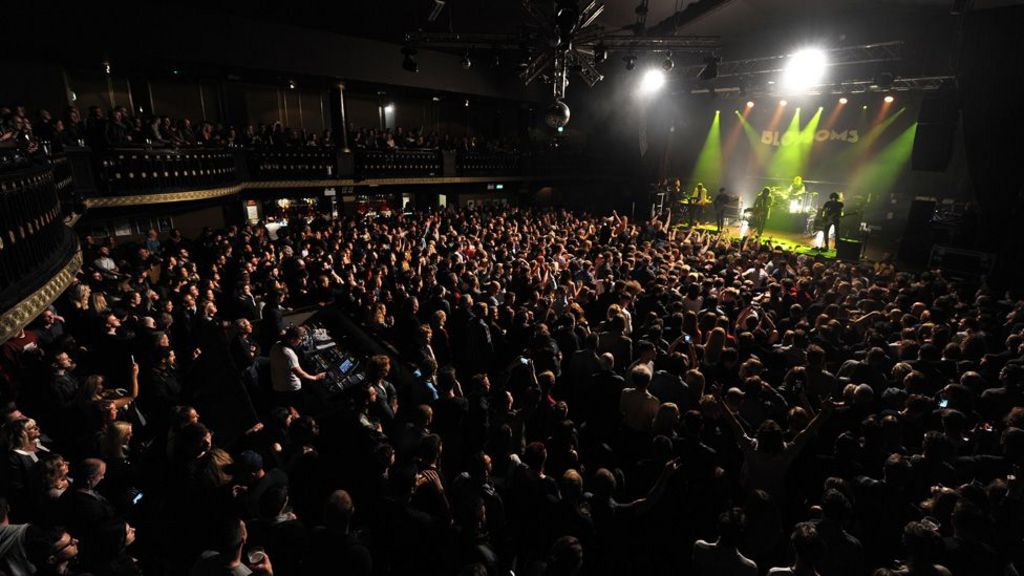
[235,450,288,520]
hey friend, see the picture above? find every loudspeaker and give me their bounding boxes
[928,246,996,279]
[835,238,862,262]
[912,93,958,172]
[898,198,936,265]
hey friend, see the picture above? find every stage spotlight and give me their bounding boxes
[839,97,848,104]
[746,101,755,108]
[782,47,828,92]
[401,46,419,73]
[779,99,788,107]
[384,103,395,113]
[624,54,637,71]
[862,105,868,110]
[288,80,296,90]
[491,53,501,69]
[638,69,666,95]
[593,43,608,64]
[662,54,675,72]
[461,52,472,70]
[884,95,894,103]
[698,54,720,81]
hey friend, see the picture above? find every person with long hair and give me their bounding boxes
[3,418,50,519]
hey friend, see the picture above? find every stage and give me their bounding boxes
[675,221,849,260]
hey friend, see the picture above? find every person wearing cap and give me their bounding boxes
[234,451,288,521]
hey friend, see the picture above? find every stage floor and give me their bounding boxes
[678,222,841,259]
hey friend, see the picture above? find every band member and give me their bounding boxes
[788,176,806,197]
[819,192,844,250]
[686,182,709,227]
[752,187,772,236]
[713,187,732,232]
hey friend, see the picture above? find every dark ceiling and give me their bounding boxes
[195,0,956,68]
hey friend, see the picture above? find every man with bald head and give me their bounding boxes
[306,490,371,575]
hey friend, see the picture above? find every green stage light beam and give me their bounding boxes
[835,106,906,167]
[738,113,771,172]
[795,106,823,178]
[767,107,802,180]
[848,122,917,198]
[692,110,722,188]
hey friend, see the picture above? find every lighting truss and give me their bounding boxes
[686,75,956,97]
[405,0,719,102]
[677,41,905,81]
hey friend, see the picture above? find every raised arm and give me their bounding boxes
[791,398,836,449]
[718,397,752,445]
[111,361,140,410]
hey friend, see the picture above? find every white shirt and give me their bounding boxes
[269,343,301,392]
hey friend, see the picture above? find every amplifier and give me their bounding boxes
[928,246,995,279]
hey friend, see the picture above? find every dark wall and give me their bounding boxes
[0,60,68,115]
[10,4,542,104]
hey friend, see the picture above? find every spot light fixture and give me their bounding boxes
[698,54,720,81]
[401,46,419,73]
[662,53,674,72]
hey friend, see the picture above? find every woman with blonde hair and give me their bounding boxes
[101,420,133,461]
[703,327,728,368]
[652,403,681,438]
[4,418,49,517]
[197,447,234,489]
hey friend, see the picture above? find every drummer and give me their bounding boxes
[787,176,807,212]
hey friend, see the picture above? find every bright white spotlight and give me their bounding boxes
[638,69,666,96]
[746,101,755,108]
[779,99,788,107]
[782,48,828,92]
[838,97,848,104]
[884,95,894,103]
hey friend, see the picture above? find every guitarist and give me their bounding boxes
[752,187,772,236]
[819,192,844,250]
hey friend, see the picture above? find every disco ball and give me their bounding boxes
[544,100,571,129]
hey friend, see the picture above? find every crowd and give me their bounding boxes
[1,104,516,156]
[0,204,1023,576]
[0,104,334,153]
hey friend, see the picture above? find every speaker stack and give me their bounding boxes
[911,93,958,172]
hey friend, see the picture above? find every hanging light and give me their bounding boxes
[662,53,674,72]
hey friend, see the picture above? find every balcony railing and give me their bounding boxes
[249,149,337,180]
[0,160,69,293]
[96,147,237,195]
[456,150,522,176]
[355,148,443,178]
[40,144,606,204]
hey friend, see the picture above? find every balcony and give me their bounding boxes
[51,144,605,209]
[0,146,81,343]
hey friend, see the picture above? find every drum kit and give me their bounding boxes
[770,185,818,214]
[740,185,821,235]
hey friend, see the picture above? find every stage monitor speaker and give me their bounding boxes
[835,238,862,262]
[912,93,958,172]
[898,198,936,266]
